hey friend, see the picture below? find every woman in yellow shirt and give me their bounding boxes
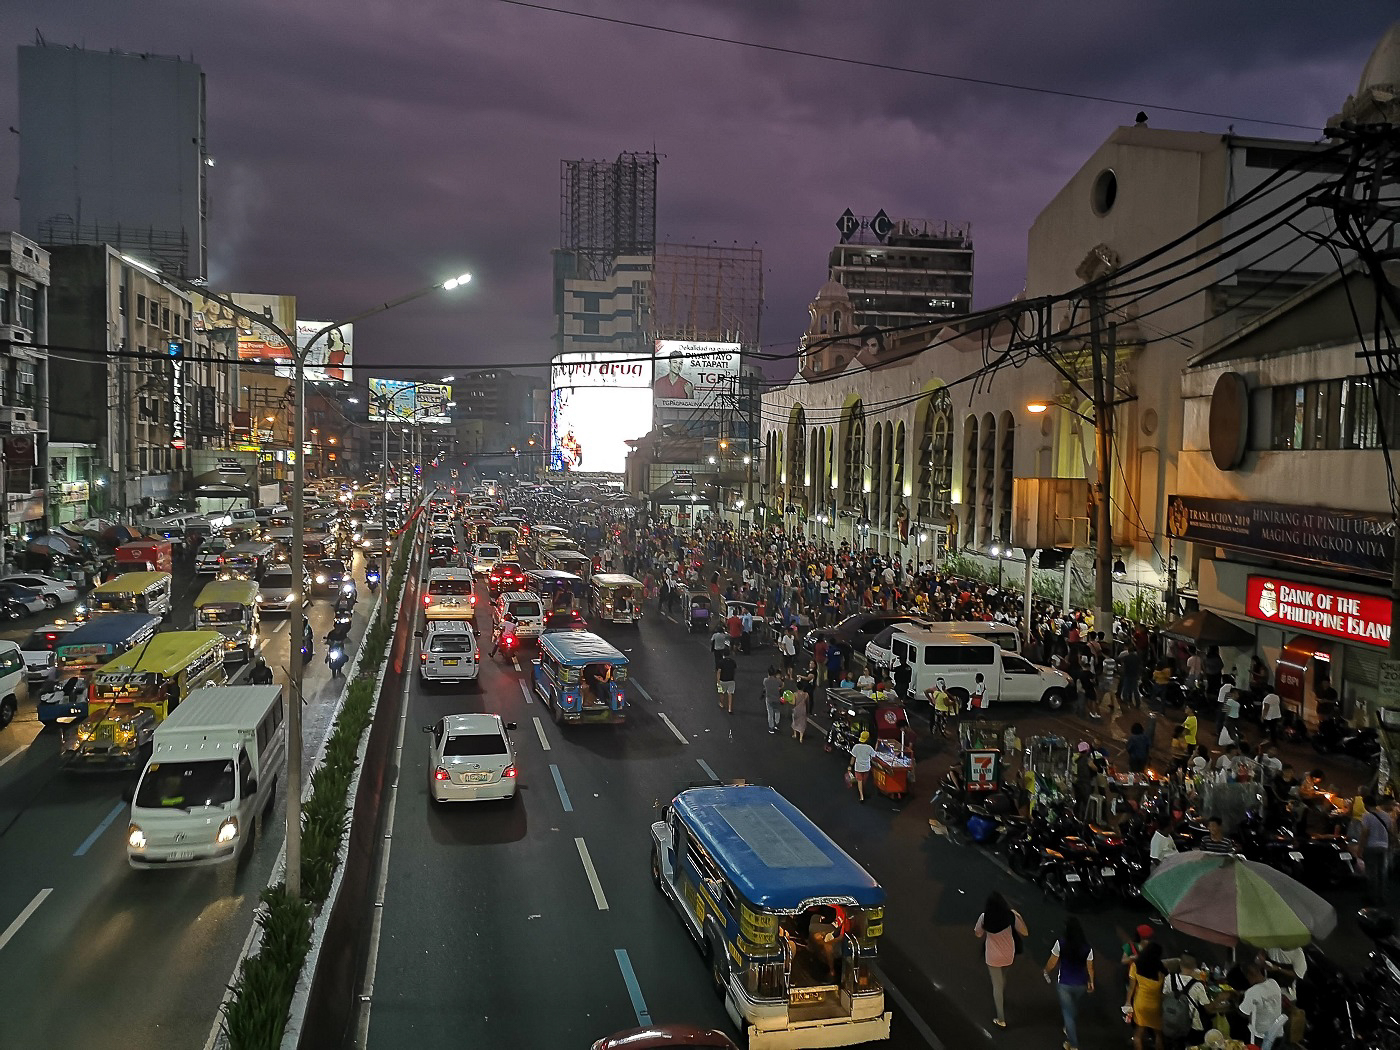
[1181,706,1198,749]
[1124,941,1166,1050]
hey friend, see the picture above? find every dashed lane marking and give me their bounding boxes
[533,717,551,751]
[697,758,719,781]
[614,948,652,1026]
[575,837,609,911]
[0,888,53,954]
[73,802,127,857]
[549,763,573,812]
[657,712,689,745]
[518,680,534,705]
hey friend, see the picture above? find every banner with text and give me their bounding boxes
[1167,495,1393,578]
[1245,574,1391,648]
[653,340,740,416]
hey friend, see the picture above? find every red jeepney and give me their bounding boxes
[115,539,173,574]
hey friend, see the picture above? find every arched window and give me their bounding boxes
[917,388,953,524]
[997,411,1015,546]
[819,313,829,334]
[834,310,843,333]
[870,425,884,526]
[788,406,807,495]
[842,401,866,512]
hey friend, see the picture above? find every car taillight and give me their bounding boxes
[424,594,432,605]
[470,594,478,605]
[502,765,517,778]
[434,768,450,781]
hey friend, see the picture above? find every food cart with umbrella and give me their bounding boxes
[869,700,915,801]
[1143,851,1337,948]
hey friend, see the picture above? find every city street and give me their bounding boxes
[0,556,379,1050]
[357,520,1384,1050]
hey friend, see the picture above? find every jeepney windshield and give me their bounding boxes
[135,759,236,809]
[197,604,246,625]
[93,594,140,613]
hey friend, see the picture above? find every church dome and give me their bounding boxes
[1357,21,1400,97]
[814,278,850,303]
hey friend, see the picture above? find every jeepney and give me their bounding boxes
[193,579,260,665]
[651,785,891,1049]
[588,573,642,625]
[65,632,227,770]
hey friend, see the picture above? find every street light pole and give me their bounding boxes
[130,265,471,900]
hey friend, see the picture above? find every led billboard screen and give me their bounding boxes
[367,378,453,424]
[549,352,652,473]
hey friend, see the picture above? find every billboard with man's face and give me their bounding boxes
[653,340,740,416]
[549,351,653,474]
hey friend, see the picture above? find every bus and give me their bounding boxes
[531,630,629,725]
[651,785,892,1048]
[193,578,261,665]
[90,571,173,619]
[38,613,164,727]
[66,632,228,770]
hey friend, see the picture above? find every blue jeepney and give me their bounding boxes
[650,785,892,1049]
[38,613,163,727]
[531,630,628,725]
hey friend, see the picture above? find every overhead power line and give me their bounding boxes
[493,0,1321,132]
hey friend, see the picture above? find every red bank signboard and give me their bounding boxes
[1245,575,1391,648]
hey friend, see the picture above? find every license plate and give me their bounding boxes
[1288,850,1303,861]
[464,772,490,783]
[442,658,459,666]
[1101,866,1116,877]
[1064,872,1081,883]
[168,851,195,862]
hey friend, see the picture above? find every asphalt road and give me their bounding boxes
[356,528,1387,1050]
[0,555,380,1050]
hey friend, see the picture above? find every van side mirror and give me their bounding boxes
[244,777,258,796]
[421,725,433,734]
[414,630,423,639]
[505,721,518,731]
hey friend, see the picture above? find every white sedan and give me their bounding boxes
[423,713,518,803]
[0,574,80,609]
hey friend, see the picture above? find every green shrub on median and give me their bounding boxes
[224,523,418,1050]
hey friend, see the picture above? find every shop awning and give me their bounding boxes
[1162,610,1255,648]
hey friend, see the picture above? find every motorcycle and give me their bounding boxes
[327,644,348,679]
[1311,717,1382,762]
[1003,807,1107,907]
[366,568,381,592]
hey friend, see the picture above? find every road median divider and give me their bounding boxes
[215,517,423,1050]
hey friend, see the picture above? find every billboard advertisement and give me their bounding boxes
[653,340,740,415]
[293,320,353,383]
[549,351,653,474]
[193,292,296,366]
[367,378,453,425]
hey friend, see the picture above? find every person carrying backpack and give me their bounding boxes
[1161,951,1211,1049]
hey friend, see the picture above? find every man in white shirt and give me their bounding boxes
[1149,821,1178,866]
[1237,965,1284,1048]
[855,670,876,693]
[1260,689,1282,742]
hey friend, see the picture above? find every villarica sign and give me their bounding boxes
[1167,495,1393,579]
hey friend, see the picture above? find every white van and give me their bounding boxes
[495,591,545,640]
[0,640,27,730]
[126,685,286,868]
[418,620,480,687]
[890,630,1072,711]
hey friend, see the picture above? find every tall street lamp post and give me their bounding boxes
[122,256,472,899]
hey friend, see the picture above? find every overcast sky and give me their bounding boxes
[0,1,1391,379]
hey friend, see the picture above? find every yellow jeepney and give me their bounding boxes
[66,632,228,770]
[193,579,261,665]
[588,573,643,625]
[90,571,174,619]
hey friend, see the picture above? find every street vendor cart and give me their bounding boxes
[824,687,877,753]
[870,701,916,800]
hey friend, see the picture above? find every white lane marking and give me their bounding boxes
[512,658,522,672]
[614,948,653,1027]
[73,801,127,857]
[0,888,53,953]
[550,764,573,812]
[629,678,655,704]
[0,742,30,772]
[533,717,551,751]
[657,712,689,745]
[518,680,534,706]
[574,837,609,911]
[273,619,289,634]
[697,758,719,781]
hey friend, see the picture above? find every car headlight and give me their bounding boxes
[315,575,327,584]
[77,724,96,741]
[216,818,239,844]
[256,594,264,603]
[128,824,146,850]
[115,726,136,745]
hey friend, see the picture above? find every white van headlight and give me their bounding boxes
[216,818,239,844]
[128,824,146,850]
